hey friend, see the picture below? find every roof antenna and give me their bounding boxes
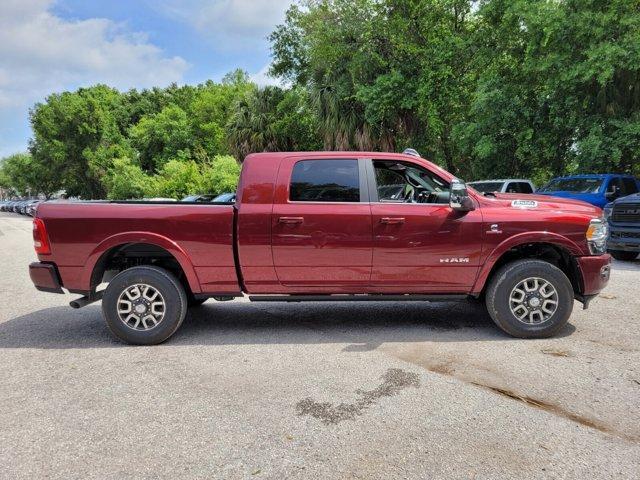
[403,148,421,157]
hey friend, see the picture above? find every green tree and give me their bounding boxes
[151,159,205,199]
[104,158,152,200]
[0,153,60,198]
[270,0,475,172]
[227,86,320,159]
[462,0,640,179]
[190,70,255,158]
[201,155,242,195]
[29,85,126,198]
[129,104,194,172]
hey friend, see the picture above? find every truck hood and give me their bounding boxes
[610,192,640,205]
[485,192,601,216]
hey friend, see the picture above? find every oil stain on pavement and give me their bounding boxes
[296,368,420,425]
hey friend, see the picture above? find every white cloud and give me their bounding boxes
[0,0,189,154]
[156,0,293,51]
[250,63,284,87]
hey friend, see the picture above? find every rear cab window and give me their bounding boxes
[289,159,362,202]
[506,182,534,194]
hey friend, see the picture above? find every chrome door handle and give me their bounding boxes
[380,217,405,225]
[278,216,304,225]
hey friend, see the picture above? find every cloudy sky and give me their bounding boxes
[0,0,294,157]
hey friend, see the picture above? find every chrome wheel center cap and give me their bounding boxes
[529,297,541,308]
[134,304,147,314]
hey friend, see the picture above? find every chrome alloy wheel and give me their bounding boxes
[117,284,166,331]
[509,277,559,325]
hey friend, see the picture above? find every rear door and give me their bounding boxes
[271,157,373,288]
[368,158,484,293]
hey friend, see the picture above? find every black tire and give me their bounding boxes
[102,266,187,345]
[609,250,639,261]
[485,259,574,339]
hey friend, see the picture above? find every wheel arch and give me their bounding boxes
[83,232,201,295]
[473,234,584,297]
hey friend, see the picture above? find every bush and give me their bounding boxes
[151,159,204,199]
[105,158,152,200]
[201,155,241,196]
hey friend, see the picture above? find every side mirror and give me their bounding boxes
[450,179,475,212]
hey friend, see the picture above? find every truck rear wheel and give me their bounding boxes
[485,259,573,339]
[102,266,187,345]
[609,250,639,261]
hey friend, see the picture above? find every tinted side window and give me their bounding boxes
[290,159,360,202]
[622,178,638,195]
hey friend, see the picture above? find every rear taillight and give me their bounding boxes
[33,218,51,255]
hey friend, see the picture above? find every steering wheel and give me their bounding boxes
[402,186,415,203]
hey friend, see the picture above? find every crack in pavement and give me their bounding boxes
[385,348,640,444]
[469,382,639,443]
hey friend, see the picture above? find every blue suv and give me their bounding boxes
[537,174,640,209]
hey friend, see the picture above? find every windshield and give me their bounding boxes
[468,182,504,193]
[539,178,603,193]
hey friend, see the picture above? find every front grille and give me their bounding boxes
[612,203,640,223]
[611,230,640,240]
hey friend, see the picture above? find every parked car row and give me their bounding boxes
[181,193,236,203]
[0,199,42,216]
[469,173,639,207]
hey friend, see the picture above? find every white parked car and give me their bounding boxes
[468,179,536,195]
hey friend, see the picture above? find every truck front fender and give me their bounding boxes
[471,231,583,294]
[81,231,201,294]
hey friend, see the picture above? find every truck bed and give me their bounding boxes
[36,201,240,295]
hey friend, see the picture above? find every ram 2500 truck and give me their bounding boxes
[29,151,611,344]
[605,193,640,261]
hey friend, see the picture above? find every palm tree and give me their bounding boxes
[227,86,285,160]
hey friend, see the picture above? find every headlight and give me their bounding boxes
[586,218,607,254]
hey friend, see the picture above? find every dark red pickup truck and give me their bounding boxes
[30,151,611,344]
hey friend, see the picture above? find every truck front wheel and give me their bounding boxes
[102,266,187,345]
[485,259,574,339]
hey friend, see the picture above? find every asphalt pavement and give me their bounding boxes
[1,211,639,479]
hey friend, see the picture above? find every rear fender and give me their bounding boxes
[81,231,201,294]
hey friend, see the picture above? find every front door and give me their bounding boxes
[368,159,484,293]
[271,157,372,289]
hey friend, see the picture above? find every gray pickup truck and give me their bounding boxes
[605,193,640,260]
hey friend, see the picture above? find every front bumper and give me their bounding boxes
[576,254,611,296]
[29,262,64,294]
